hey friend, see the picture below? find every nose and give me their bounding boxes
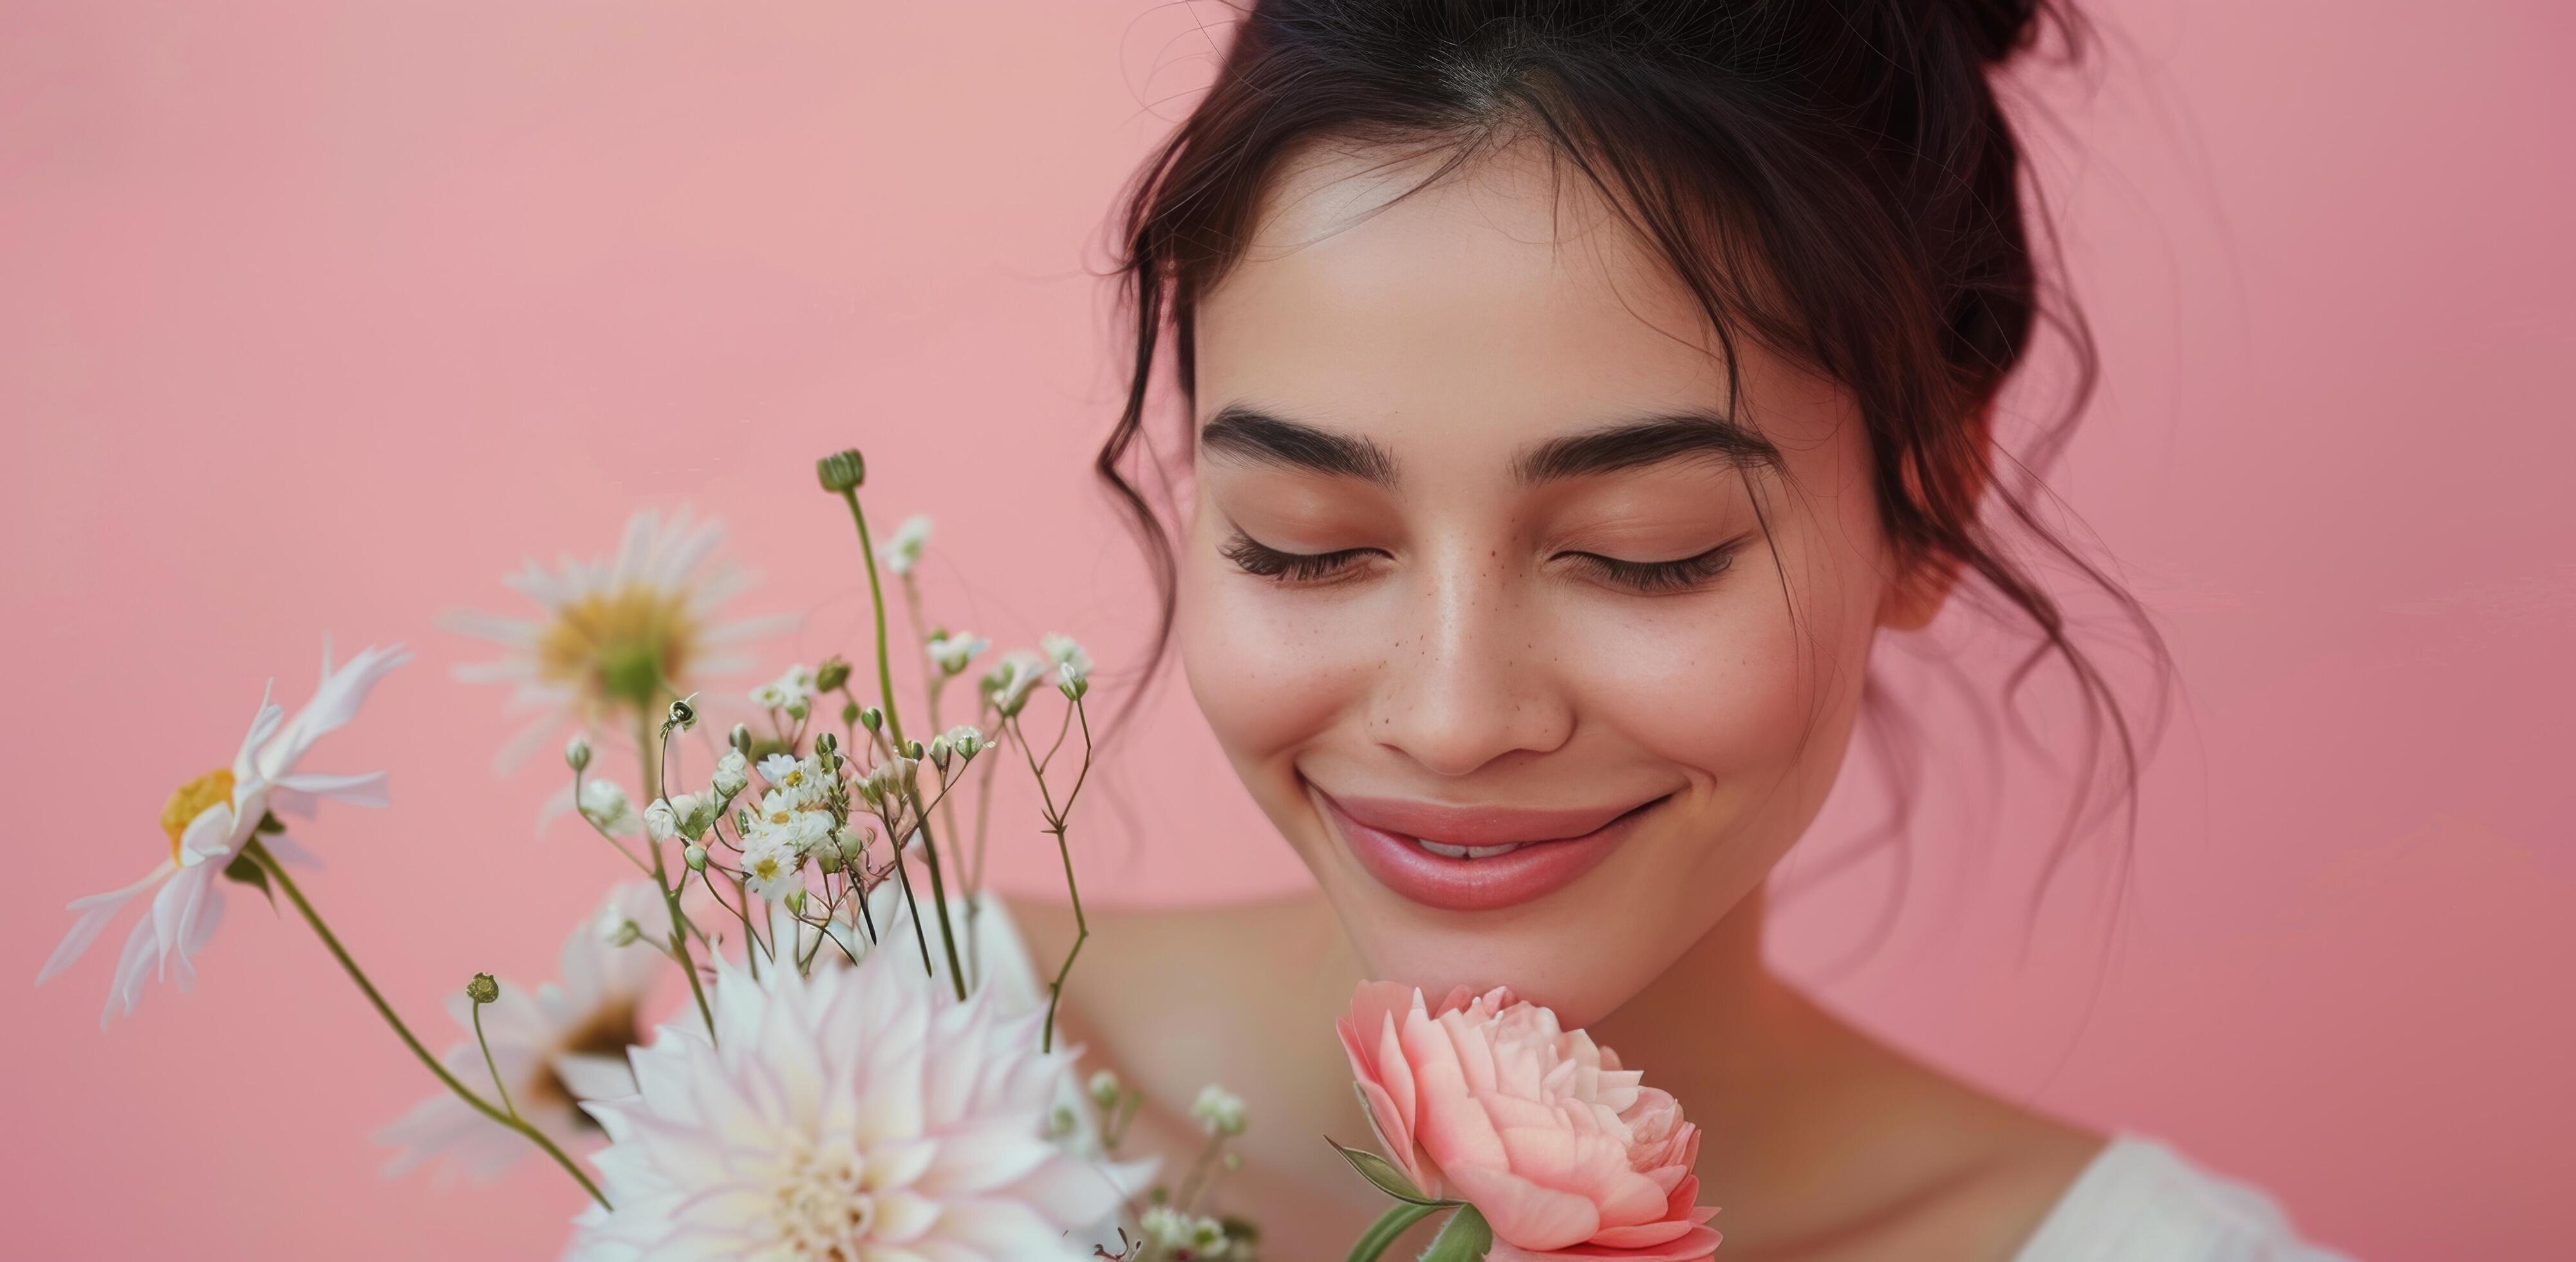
[1371,543,1575,777]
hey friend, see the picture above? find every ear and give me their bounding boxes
[1876,400,1995,633]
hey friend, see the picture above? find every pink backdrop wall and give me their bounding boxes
[4,1,2569,1256]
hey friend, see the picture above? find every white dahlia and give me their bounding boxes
[568,937,1133,1259]
[375,881,670,1180]
[36,641,411,1027]
[443,507,792,772]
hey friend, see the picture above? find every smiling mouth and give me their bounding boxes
[1312,788,1670,912]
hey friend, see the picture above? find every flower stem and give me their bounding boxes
[639,710,717,1044]
[1344,1202,1441,1262]
[472,1001,518,1120]
[839,487,967,999]
[250,843,608,1209]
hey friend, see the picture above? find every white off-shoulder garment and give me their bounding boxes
[952,897,2348,1261]
[2011,1136,2352,1261]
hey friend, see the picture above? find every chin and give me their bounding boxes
[1319,870,1685,1031]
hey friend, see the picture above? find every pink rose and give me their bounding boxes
[1339,982,1722,1261]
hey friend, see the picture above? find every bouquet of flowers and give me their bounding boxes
[37,444,1717,1261]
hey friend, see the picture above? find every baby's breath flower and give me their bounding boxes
[1141,1205,1231,1257]
[711,749,749,800]
[985,652,1048,717]
[1191,1084,1247,1138]
[926,630,989,677]
[643,797,679,843]
[564,736,592,773]
[880,514,932,576]
[941,724,989,760]
[579,779,640,836]
[756,753,825,804]
[1041,633,1094,684]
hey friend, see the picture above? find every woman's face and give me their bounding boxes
[1176,141,1937,1026]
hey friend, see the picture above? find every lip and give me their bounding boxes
[1314,788,1663,912]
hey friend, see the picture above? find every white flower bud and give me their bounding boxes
[564,735,592,773]
[1087,1069,1122,1111]
[684,843,708,872]
[712,750,749,799]
[1041,633,1093,684]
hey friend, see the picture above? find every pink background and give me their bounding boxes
[4,1,2570,1257]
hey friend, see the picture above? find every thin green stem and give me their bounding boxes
[251,845,606,1209]
[840,487,967,999]
[1013,711,1091,1053]
[472,1001,518,1120]
[1344,1202,1442,1262]
[639,711,716,1044]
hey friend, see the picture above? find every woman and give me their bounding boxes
[1017,1,2348,1257]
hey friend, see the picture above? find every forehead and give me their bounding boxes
[1194,138,1828,456]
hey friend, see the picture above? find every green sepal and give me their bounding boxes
[1330,1138,1458,1207]
[221,842,277,909]
[1417,1203,1493,1261]
[1345,1200,1441,1262]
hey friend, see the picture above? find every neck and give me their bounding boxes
[1585,887,1871,1245]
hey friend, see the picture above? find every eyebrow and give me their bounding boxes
[1196,404,1780,487]
[1512,412,1782,484]
[1199,404,1400,486]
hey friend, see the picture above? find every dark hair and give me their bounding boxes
[1095,0,2166,923]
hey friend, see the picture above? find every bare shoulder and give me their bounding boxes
[1005,890,1362,1047]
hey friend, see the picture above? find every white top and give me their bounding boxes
[2013,1136,2352,1262]
[947,898,2346,1261]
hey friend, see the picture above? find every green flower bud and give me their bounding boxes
[1087,1069,1122,1111]
[564,736,592,773]
[815,657,852,693]
[816,447,866,493]
[465,973,499,1004]
[816,731,839,755]
[859,706,884,733]
[729,723,753,755]
[840,699,861,726]
[684,844,708,872]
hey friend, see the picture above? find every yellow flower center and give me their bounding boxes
[536,585,700,713]
[160,768,236,863]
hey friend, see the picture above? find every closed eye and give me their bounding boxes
[1218,530,1383,583]
[1556,540,1742,594]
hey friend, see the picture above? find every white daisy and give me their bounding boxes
[37,641,411,1027]
[738,833,805,902]
[566,940,1134,1260]
[756,753,827,804]
[443,507,792,773]
[375,880,669,1180]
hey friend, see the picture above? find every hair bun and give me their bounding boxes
[1939,0,2049,65]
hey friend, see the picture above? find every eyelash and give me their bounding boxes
[1218,531,1742,594]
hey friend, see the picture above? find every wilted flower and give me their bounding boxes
[377,881,667,1180]
[443,509,789,772]
[879,513,933,576]
[38,642,411,1028]
[566,942,1131,1259]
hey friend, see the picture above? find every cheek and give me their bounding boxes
[1567,548,1877,786]
[1174,552,1372,769]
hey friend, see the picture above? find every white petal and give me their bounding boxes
[272,770,391,807]
[35,862,171,985]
